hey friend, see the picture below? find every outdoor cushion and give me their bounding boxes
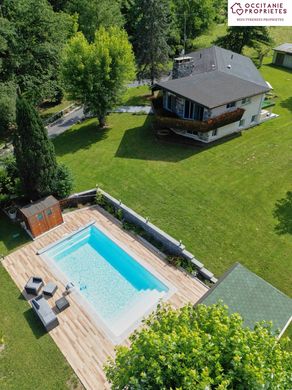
[24,276,44,295]
[31,295,59,331]
[55,296,70,312]
[43,282,58,297]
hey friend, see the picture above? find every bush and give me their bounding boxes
[52,164,73,199]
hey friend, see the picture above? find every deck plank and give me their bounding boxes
[3,206,208,389]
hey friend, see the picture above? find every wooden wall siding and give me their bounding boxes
[3,206,208,389]
[23,204,63,238]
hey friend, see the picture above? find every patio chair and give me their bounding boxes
[24,276,44,295]
[31,295,59,331]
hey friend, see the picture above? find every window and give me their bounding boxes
[212,129,217,136]
[46,208,52,216]
[167,93,172,110]
[251,115,257,123]
[226,101,236,108]
[239,119,245,127]
[241,97,251,105]
[37,213,43,221]
[184,100,194,119]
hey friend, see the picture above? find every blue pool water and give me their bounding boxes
[43,224,169,340]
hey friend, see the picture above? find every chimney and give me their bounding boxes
[172,56,194,79]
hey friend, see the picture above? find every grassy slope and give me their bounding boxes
[54,62,292,297]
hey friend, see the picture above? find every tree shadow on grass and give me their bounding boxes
[23,308,47,339]
[53,120,109,157]
[273,191,292,235]
[115,115,241,162]
[280,97,292,113]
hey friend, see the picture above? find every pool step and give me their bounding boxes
[110,289,166,337]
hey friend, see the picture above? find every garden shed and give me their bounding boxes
[272,43,292,69]
[19,195,63,238]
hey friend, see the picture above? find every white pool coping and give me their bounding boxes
[38,221,176,344]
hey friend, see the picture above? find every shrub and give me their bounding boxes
[52,164,73,199]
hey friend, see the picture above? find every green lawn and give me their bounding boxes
[0,213,82,389]
[53,62,292,298]
[122,85,152,106]
[39,98,72,120]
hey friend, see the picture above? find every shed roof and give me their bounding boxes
[197,263,292,337]
[273,43,292,54]
[20,196,59,218]
[155,46,270,108]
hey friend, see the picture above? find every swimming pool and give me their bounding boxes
[40,222,173,342]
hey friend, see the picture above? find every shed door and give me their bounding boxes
[275,53,285,66]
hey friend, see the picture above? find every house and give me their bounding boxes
[272,43,292,69]
[153,46,274,143]
[196,263,292,338]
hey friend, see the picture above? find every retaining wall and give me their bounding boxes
[62,188,218,284]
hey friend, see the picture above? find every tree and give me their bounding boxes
[105,303,292,389]
[133,0,170,85]
[173,0,216,45]
[0,0,76,103]
[214,27,273,54]
[14,97,73,200]
[65,0,124,43]
[0,81,16,139]
[62,27,135,127]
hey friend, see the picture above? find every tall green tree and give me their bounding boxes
[14,97,73,200]
[173,0,216,45]
[62,27,135,127]
[214,26,273,54]
[105,303,292,389]
[0,0,76,103]
[66,0,124,43]
[133,0,171,85]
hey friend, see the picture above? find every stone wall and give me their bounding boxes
[65,188,218,284]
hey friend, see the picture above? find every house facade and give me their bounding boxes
[154,46,272,143]
[272,43,292,69]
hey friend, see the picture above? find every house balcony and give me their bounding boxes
[152,96,245,133]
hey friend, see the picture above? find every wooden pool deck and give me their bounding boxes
[3,206,208,389]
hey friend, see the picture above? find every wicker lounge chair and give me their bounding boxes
[24,276,44,295]
[31,295,59,331]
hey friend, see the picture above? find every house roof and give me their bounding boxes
[273,43,292,54]
[196,263,292,337]
[20,196,59,218]
[155,46,270,108]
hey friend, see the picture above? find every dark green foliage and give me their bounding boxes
[14,97,58,200]
[66,0,124,42]
[14,97,72,200]
[214,26,273,54]
[133,0,171,84]
[0,156,21,205]
[0,81,16,139]
[0,0,75,103]
[173,0,216,46]
[51,163,73,199]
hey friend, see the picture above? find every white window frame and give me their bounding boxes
[226,101,236,109]
[212,129,217,137]
[241,97,251,105]
[251,115,257,123]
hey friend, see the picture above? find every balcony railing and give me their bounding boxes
[152,96,245,133]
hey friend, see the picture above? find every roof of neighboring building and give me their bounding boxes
[196,263,292,337]
[20,195,59,218]
[155,46,270,108]
[273,43,292,54]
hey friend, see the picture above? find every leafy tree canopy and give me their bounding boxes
[62,27,135,127]
[0,0,76,103]
[173,0,216,44]
[65,0,124,42]
[133,0,171,84]
[105,303,292,389]
[214,26,273,54]
[0,81,16,138]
